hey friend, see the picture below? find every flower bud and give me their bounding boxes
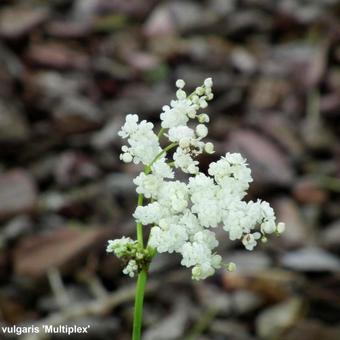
[207,93,214,100]
[196,124,208,138]
[121,152,133,163]
[204,77,213,88]
[204,142,215,154]
[277,222,286,234]
[192,266,201,279]
[199,98,208,108]
[176,79,185,88]
[176,89,186,100]
[187,108,196,119]
[205,87,212,95]
[179,138,190,149]
[191,95,199,104]
[195,86,204,95]
[198,113,210,123]
[187,164,199,174]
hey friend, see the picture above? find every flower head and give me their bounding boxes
[107,78,284,280]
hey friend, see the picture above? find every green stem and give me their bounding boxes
[145,142,178,175]
[157,127,165,139]
[136,193,144,247]
[132,141,178,340]
[132,269,148,340]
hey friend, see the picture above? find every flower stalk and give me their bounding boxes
[132,269,147,340]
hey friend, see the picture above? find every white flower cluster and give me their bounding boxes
[108,78,285,280]
[123,260,138,278]
[118,79,215,174]
[106,237,133,257]
[118,114,161,165]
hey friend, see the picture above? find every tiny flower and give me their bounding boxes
[187,163,199,174]
[196,124,208,138]
[277,222,286,234]
[207,93,214,100]
[179,139,191,149]
[176,79,185,88]
[133,202,165,225]
[187,108,197,119]
[133,173,162,199]
[198,113,210,123]
[195,86,205,95]
[120,152,133,163]
[176,89,187,100]
[199,98,208,108]
[204,77,213,88]
[168,126,194,143]
[242,232,261,251]
[204,142,215,154]
[262,220,276,234]
[205,86,212,95]
[173,148,199,174]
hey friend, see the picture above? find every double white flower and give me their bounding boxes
[107,78,285,280]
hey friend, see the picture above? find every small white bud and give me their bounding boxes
[179,138,190,149]
[199,98,208,108]
[187,164,199,174]
[198,113,210,123]
[176,89,186,100]
[121,153,132,163]
[176,79,185,88]
[204,77,213,87]
[262,221,276,234]
[191,95,199,104]
[196,124,208,138]
[187,108,196,119]
[205,87,212,95]
[211,254,222,267]
[195,86,204,95]
[277,222,286,234]
[192,266,201,280]
[204,142,215,154]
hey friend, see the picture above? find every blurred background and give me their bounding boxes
[0,0,340,339]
